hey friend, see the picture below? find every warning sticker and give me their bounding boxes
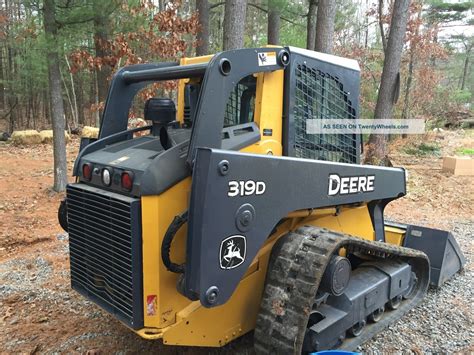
[257,52,277,66]
[109,156,129,165]
[146,295,157,316]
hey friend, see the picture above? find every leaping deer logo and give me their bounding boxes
[223,240,244,263]
[220,236,246,269]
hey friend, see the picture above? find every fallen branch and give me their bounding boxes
[0,101,18,120]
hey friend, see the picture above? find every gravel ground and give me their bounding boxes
[360,220,473,353]
[1,221,471,353]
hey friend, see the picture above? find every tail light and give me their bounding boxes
[121,171,134,191]
[82,163,92,181]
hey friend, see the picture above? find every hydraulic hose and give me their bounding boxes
[161,210,188,273]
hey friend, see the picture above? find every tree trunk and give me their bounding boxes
[5,0,17,132]
[314,0,336,54]
[43,0,68,192]
[401,50,414,139]
[307,0,318,50]
[223,0,247,50]
[460,50,470,90]
[0,48,4,108]
[93,5,112,116]
[430,30,438,67]
[76,74,85,125]
[401,3,421,138]
[267,1,280,45]
[43,89,50,125]
[364,0,369,48]
[196,0,210,56]
[378,0,387,53]
[94,71,100,127]
[26,84,32,128]
[365,0,410,165]
[401,51,414,121]
[64,54,78,128]
[32,93,38,130]
[7,44,17,132]
[60,65,76,129]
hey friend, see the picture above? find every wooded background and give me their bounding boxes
[0,0,472,191]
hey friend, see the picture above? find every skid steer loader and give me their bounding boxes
[58,46,465,353]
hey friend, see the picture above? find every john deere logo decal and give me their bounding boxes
[328,174,375,196]
[219,235,246,269]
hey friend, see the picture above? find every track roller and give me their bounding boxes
[388,295,403,310]
[368,307,385,323]
[348,320,366,337]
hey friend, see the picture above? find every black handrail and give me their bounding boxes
[122,63,208,84]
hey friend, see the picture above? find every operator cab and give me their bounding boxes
[73,47,360,198]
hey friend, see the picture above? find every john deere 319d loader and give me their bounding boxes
[58,46,465,353]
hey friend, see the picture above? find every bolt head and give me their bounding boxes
[241,211,252,225]
[208,291,217,302]
[218,160,230,176]
[205,286,219,305]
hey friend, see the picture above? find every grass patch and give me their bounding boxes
[404,142,441,156]
[455,147,474,156]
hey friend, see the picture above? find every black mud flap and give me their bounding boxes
[402,225,466,287]
[58,199,68,232]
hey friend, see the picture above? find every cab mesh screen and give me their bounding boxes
[293,64,357,163]
[224,76,256,128]
[224,83,245,127]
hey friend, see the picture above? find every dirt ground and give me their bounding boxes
[0,130,472,353]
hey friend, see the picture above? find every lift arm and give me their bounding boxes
[183,148,407,307]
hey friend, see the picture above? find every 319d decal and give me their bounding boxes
[228,180,266,197]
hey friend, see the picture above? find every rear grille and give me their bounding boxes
[66,184,143,329]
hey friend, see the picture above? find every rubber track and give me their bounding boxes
[254,226,430,354]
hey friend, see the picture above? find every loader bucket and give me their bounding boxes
[402,225,466,287]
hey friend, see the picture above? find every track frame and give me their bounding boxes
[254,226,430,353]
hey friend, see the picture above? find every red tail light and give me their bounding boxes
[82,163,92,181]
[121,171,134,191]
